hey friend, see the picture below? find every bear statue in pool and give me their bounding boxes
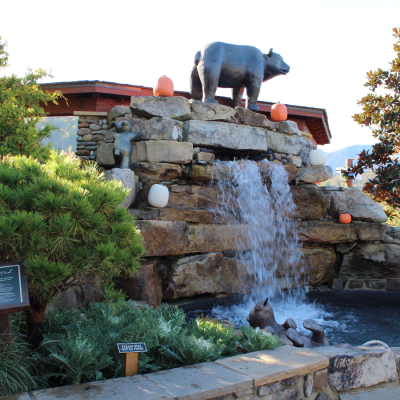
[189,42,290,112]
[247,298,330,348]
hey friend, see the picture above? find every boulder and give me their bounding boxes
[314,346,398,391]
[130,141,193,164]
[108,105,131,124]
[104,129,116,143]
[322,188,387,223]
[276,120,302,136]
[340,243,400,279]
[291,185,328,220]
[295,166,333,183]
[103,168,136,209]
[163,252,251,299]
[115,260,162,308]
[296,221,388,243]
[130,96,191,121]
[183,120,268,152]
[120,117,183,141]
[265,130,302,155]
[190,100,237,123]
[301,245,336,284]
[95,143,115,166]
[131,162,183,184]
[235,107,279,130]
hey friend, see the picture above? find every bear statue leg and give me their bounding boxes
[198,59,222,105]
[189,65,203,101]
[231,87,244,108]
[246,83,261,112]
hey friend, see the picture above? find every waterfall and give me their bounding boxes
[212,160,302,302]
[209,159,331,330]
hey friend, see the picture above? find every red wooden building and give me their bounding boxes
[40,80,332,147]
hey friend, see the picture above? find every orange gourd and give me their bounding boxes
[270,102,287,122]
[154,75,174,97]
[339,211,352,224]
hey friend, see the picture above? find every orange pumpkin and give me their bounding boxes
[339,211,352,224]
[154,75,174,97]
[270,102,287,122]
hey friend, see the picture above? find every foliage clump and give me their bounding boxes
[36,302,281,387]
[345,28,400,217]
[0,37,64,162]
[0,152,145,345]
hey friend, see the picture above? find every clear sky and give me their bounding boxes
[1,0,399,152]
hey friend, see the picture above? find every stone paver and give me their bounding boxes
[339,386,400,399]
[215,345,328,386]
[145,362,253,400]
[0,394,31,400]
[30,375,174,400]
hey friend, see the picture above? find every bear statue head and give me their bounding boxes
[263,49,290,82]
[246,297,277,329]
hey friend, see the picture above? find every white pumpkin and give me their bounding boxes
[148,184,169,208]
[309,148,326,166]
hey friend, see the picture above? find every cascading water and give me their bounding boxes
[209,159,335,334]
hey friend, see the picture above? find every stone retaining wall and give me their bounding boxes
[68,96,400,308]
[7,344,400,400]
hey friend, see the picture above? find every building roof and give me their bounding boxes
[40,80,331,145]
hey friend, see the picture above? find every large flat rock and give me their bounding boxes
[130,141,193,164]
[163,252,251,299]
[130,96,191,121]
[145,362,253,400]
[216,345,328,386]
[124,117,183,141]
[135,220,249,256]
[183,120,268,152]
[296,221,388,243]
[296,166,333,183]
[322,188,388,223]
[340,243,400,279]
[265,130,302,155]
[314,346,398,391]
[30,375,174,400]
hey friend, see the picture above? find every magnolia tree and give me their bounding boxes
[0,153,145,347]
[345,28,400,217]
[0,37,64,162]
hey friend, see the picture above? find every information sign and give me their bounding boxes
[0,262,30,315]
[117,342,147,353]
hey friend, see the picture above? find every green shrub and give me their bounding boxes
[0,152,145,346]
[239,325,282,352]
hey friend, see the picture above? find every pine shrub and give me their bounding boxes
[0,152,145,346]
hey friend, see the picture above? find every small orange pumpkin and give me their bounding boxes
[154,75,174,97]
[271,102,287,122]
[339,211,352,224]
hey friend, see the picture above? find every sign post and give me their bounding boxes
[0,262,30,344]
[117,342,147,377]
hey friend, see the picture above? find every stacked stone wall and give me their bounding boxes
[72,96,399,308]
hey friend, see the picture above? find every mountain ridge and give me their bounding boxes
[324,144,373,173]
